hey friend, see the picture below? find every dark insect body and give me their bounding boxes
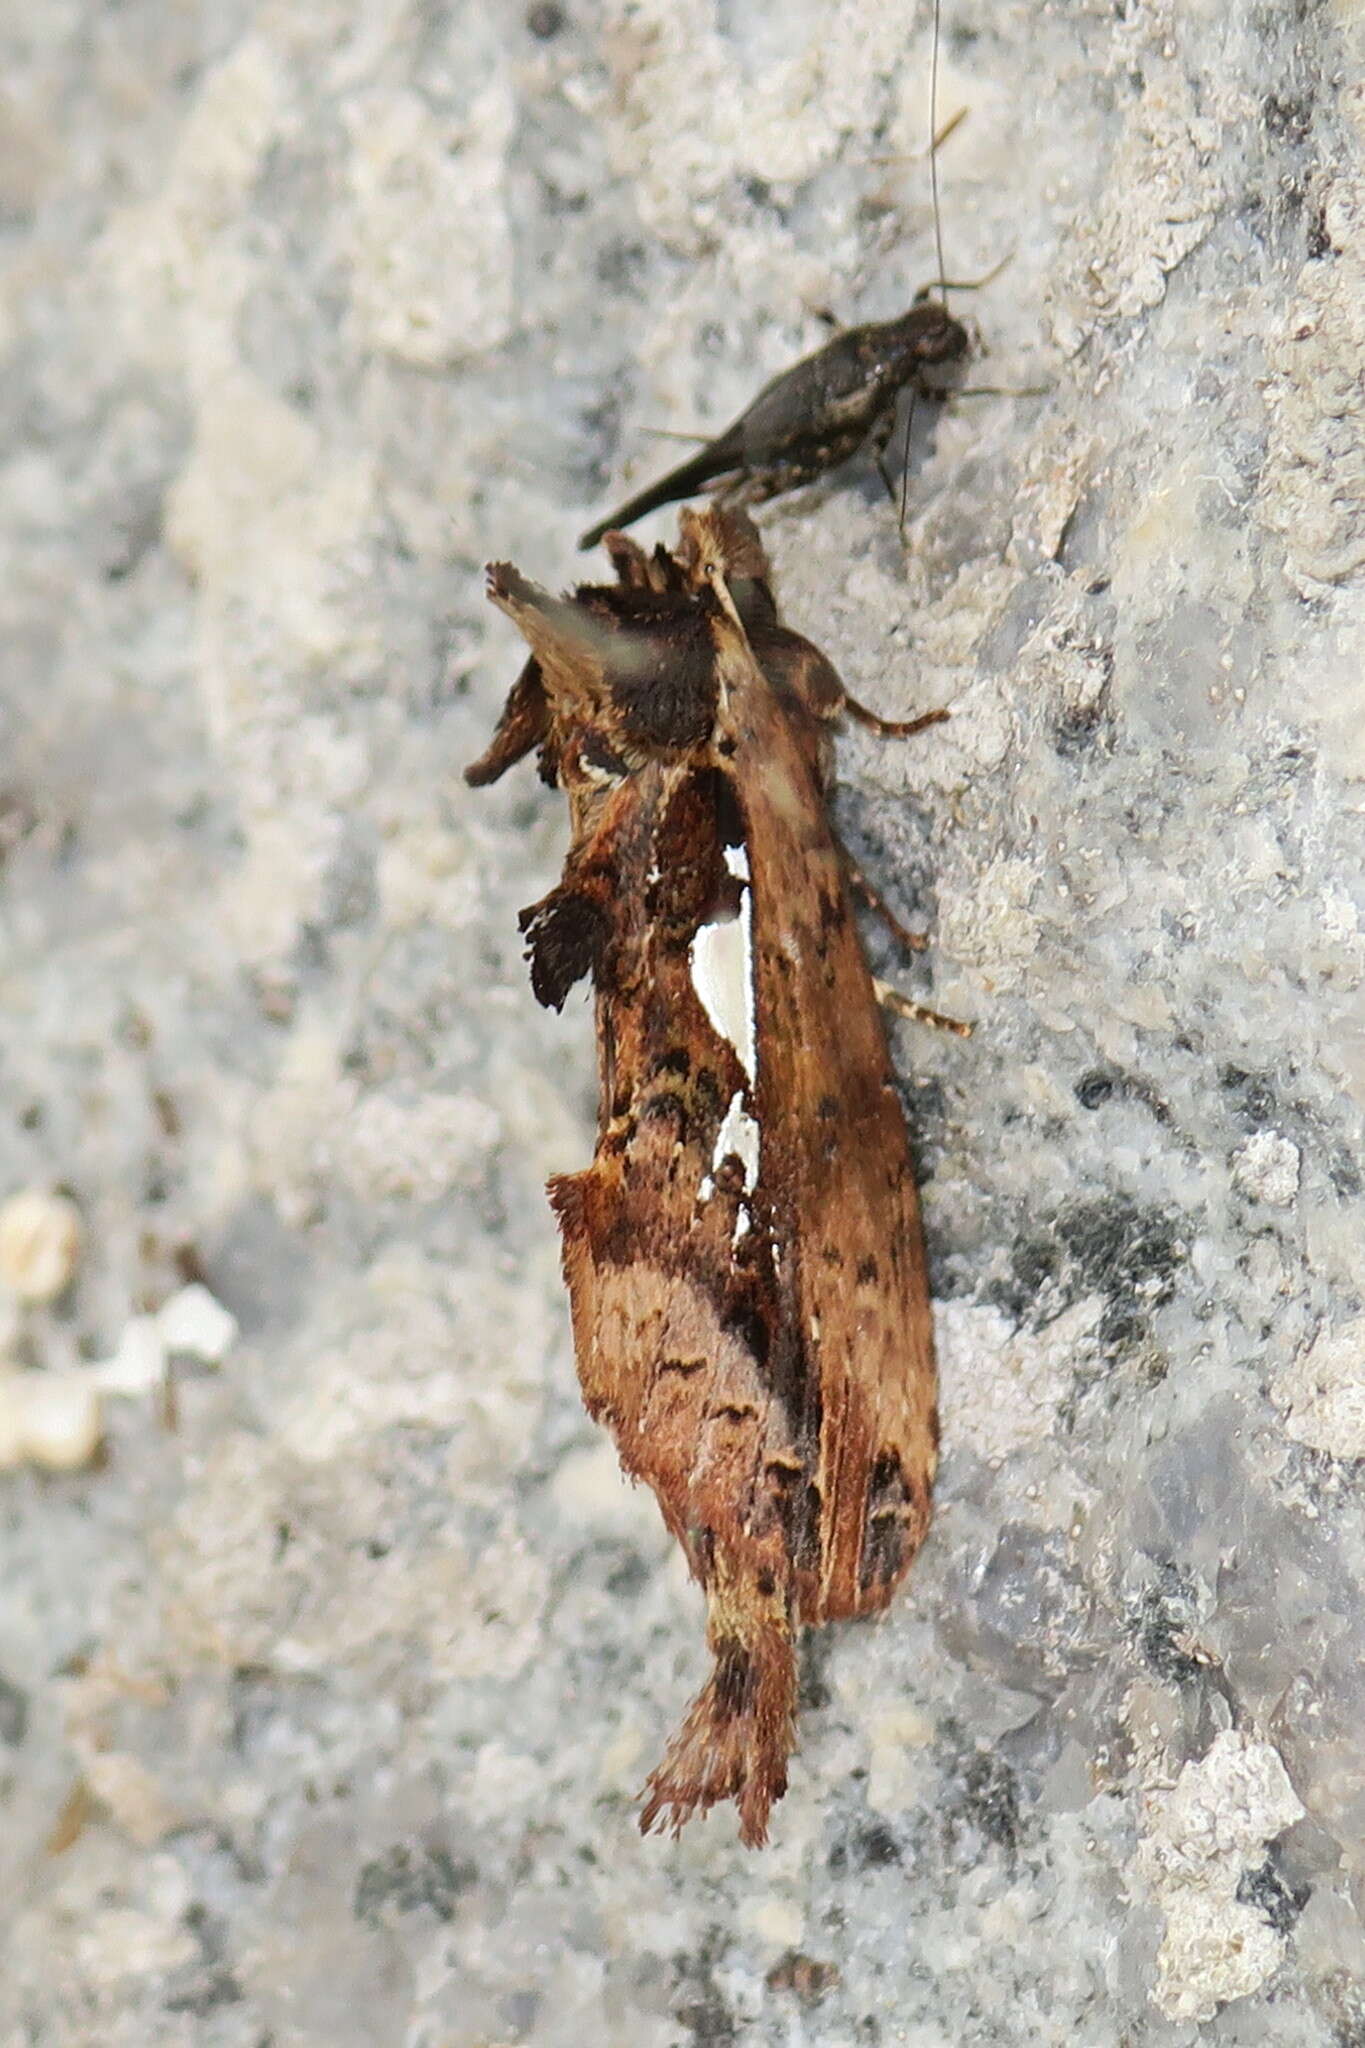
[466,508,941,1845]
[578,299,970,550]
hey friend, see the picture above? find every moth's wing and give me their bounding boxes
[464,655,550,787]
[545,758,802,1845]
[722,644,938,1626]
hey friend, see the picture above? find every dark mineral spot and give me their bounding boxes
[1131,1564,1205,1686]
[797,1631,832,1712]
[164,1972,244,2017]
[1263,92,1312,143]
[0,1674,29,1747]
[1237,1853,1312,1935]
[1307,204,1333,259]
[1056,1193,1183,1302]
[674,1931,739,2048]
[1075,1067,1119,1110]
[1050,701,1109,757]
[827,1818,903,1873]
[961,1750,1021,1851]
[354,1843,478,1925]
[1219,1063,1279,1129]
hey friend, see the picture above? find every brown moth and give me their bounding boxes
[465,508,940,1846]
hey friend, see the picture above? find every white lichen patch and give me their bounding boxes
[1230,1131,1301,1207]
[935,856,1044,993]
[248,1020,501,1222]
[80,1752,182,1850]
[1271,1316,1365,1463]
[864,1703,938,1817]
[1134,1730,1305,2024]
[598,0,942,243]
[1050,60,1221,353]
[94,36,293,378]
[1259,174,1365,592]
[344,82,515,367]
[935,1298,1101,1468]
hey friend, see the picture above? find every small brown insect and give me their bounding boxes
[467,507,945,1844]
[578,298,969,550]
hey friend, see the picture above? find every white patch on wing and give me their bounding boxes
[713,1088,760,1185]
[688,845,756,1083]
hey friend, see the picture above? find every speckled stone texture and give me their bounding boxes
[2,2,1363,2043]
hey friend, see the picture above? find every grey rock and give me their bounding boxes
[1,0,1363,2043]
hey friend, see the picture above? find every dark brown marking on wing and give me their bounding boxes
[464,655,550,787]
[518,887,608,1010]
[714,1640,754,1717]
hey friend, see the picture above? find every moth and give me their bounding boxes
[578,297,970,550]
[466,507,942,1846]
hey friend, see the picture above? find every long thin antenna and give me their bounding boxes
[897,0,946,540]
[898,388,918,541]
[929,0,947,306]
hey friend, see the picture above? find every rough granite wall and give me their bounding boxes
[2,1,1364,2044]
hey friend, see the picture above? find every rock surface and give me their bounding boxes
[2,1,1363,2043]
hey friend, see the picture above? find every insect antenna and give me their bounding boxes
[898,387,918,541]
[898,0,947,534]
[929,0,948,309]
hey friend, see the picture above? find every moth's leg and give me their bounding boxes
[838,835,930,953]
[869,407,901,511]
[842,696,949,741]
[874,978,973,1038]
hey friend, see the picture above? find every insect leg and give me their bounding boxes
[839,835,930,952]
[842,698,949,741]
[869,409,901,511]
[873,979,973,1037]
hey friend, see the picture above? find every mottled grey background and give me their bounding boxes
[2,1,1364,2043]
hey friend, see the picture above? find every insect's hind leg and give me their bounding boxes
[875,979,973,1038]
[839,831,930,953]
[842,697,948,741]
